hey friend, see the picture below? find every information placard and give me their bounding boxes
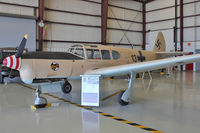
[81,75,101,106]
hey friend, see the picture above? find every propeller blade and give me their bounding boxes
[15,34,28,58]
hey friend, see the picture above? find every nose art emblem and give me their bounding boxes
[51,62,59,71]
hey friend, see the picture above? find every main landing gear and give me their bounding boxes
[118,72,136,106]
[118,90,129,105]
[61,80,72,94]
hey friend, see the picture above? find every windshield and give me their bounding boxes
[68,47,85,58]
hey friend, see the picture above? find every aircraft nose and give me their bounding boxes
[3,55,21,70]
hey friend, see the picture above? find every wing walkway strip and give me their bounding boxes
[19,83,164,133]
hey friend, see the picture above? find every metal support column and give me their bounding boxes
[142,2,146,50]
[174,0,178,51]
[180,0,183,52]
[180,0,183,70]
[101,0,108,45]
[38,0,44,51]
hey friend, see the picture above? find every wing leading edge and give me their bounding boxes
[156,52,192,56]
[85,54,200,76]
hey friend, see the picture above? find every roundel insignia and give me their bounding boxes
[51,62,59,71]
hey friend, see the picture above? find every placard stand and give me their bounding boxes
[81,75,101,106]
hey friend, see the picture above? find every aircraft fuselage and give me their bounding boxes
[19,44,159,84]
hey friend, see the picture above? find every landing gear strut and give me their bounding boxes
[61,80,72,94]
[118,72,136,106]
[34,85,47,108]
[118,90,129,106]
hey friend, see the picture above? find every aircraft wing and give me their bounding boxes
[85,54,200,76]
[156,52,192,56]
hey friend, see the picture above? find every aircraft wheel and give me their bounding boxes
[118,90,129,106]
[62,81,72,94]
[34,97,47,108]
[136,73,140,78]
[0,73,4,84]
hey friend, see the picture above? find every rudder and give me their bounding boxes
[153,32,166,52]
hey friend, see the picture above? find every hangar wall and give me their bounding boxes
[0,0,142,51]
[107,0,142,49]
[1,0,198,53]
[44,0,101,51]
[43,0,143,51]
[146,0,200,53]
[0,0,37,16]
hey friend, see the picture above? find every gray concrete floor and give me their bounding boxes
[0,71,200,133]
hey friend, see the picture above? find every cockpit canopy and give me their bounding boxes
[68,44,120,60]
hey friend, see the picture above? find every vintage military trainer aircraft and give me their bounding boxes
[3,32,200,107]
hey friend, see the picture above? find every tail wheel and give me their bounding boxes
[118,90,129,106]
[62,81,72,94]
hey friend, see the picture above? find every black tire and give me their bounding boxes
[61,81,72,94]
[118,90,129,106]
[136,73,140,78]
[0,73,4,84]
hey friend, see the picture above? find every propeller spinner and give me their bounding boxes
[3,34,28,70]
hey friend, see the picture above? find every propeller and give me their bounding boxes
[3,34,27,70]
[15,34,28,58]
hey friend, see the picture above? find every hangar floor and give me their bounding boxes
[0,71,200,133]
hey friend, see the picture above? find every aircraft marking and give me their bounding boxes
[131,54,137,62]
[137,51,146,62]
[19,83,164,133]
[155,39,162,50]
[51,62,59,71]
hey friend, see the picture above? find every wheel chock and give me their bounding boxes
[107,77,114,80]
[30,103,51,111]
[160,72,165,75]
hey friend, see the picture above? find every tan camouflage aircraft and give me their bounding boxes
[3,32,200,108]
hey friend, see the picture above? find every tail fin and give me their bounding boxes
[153,32,166,52]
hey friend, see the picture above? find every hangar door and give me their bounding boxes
[0,16,36,51]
